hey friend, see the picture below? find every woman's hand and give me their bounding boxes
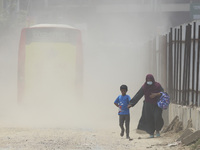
[150,93,161,99]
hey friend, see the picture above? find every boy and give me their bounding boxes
[114,85,131,139]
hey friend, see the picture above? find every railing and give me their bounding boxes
[149,20,200,107]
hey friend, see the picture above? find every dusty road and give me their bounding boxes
[0,127,190,150]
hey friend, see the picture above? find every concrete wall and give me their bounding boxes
[168,103,200,130]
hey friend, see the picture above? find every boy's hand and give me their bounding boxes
[114,103,119,107]
[127,104,132,108]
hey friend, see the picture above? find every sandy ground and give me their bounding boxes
[0,127,191,150]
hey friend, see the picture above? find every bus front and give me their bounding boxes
[18,25,82,103]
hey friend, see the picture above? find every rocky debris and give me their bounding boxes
[186,119,193,129]
[176,128,195,141]
[167,141,181,147]
[181,130,200,146]
[173,120,183,133]
[173,118,200,147]
[162,116,183,133]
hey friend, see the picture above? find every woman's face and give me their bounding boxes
[146,79,153,85]
[146,74,155,85]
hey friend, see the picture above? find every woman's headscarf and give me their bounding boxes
[142,74,162,104]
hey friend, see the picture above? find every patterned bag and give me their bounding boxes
[157,92,170,109]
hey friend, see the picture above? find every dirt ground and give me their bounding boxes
[0,127,191,150]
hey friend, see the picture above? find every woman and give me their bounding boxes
[128,74,164,138]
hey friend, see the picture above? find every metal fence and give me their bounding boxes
[151,20,200,107]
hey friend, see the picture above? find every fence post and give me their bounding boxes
[186,24,191,105]
[168,28,173,101]
[174,28,177,102]
[192,22,196,106]
[176,29,180,104]
[196,25,200,107]
[179,25,182,105]
[182,25,189,105]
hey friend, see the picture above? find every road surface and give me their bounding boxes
[0,127,190,150]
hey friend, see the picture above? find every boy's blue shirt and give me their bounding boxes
[114,95,131,115]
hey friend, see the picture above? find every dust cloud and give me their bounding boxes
[0,3,171,130]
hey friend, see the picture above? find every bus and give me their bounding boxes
[18,24,83,103]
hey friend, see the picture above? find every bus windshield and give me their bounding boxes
[26,28,79,44]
